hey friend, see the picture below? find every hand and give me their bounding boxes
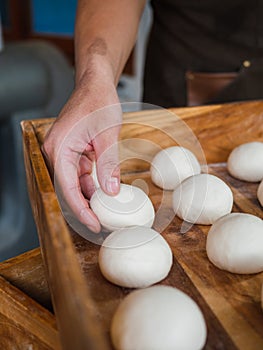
[42,76,122,233]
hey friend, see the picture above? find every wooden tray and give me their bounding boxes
[21,101,263,350]
[0,248,59,349]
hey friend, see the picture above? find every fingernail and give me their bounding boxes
[106,177,119,194]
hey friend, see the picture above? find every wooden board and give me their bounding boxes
[0,248,52,310]
[0,275,60,350]
[21,100,263,349]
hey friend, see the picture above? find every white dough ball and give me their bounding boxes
[227,142,263,182]
[150,146,201,190]
[206,213,263,274]
[90,184,155,231]
[99,226,173,288]
[173,174,233,225]
[257,180,263,207]
[111,285,207,350]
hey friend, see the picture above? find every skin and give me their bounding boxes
[42,0,146,232]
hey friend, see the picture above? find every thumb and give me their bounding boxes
[93,124,121,195]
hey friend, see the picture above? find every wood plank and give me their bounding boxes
[119,101,263,171]
[0,276,59,350]
[0,248,52,311]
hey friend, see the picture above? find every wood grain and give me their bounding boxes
[0,248,51,310]
[0,276,59,350]
[119,101,263,172]
[21,100,263,349]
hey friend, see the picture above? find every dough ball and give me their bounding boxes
[90,184,155,231]
[150,146,201,190]
[227,142,263,182]
[111,285,207,350]
[257,180,263,207]
[206,213,263,274]
[173,174,233,225]
[99,226,173,288]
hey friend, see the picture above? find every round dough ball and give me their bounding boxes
[150,146,201,190]
[227,142,263,182]
[206,213,263,274]
[257,180,263,207]
[90,184,155,231]
[173,174,233,225]
[111,285,207,350]
[99,226,173,288]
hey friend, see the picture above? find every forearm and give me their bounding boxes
[75,0,146,87]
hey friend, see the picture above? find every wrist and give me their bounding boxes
[75,51,117,89]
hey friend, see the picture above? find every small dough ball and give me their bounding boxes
[206,213,263,274]
[99,226,173,288]
[111,285,207,350]
[150,146,201,190]
[173,174,233,225]
[90,184,155,231]
[257,180,263,207]
[227,142,263,182]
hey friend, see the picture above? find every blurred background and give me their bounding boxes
[0,0,152,261]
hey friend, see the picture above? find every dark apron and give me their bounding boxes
[143,0,263,107]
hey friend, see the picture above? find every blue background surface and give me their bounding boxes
[31,0,78,35]
[0,0,78,35]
